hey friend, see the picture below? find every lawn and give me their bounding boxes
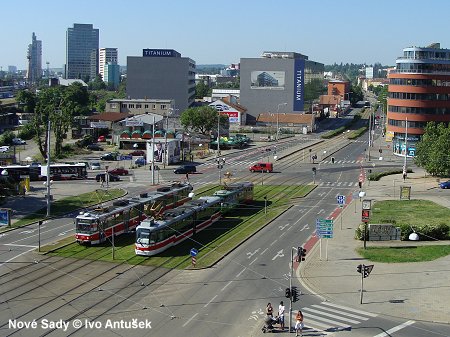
[357,245,450,263]
[46,184,315,269]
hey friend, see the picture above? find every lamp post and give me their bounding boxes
[217,112,221,158]
[163,108,174,169]
[216,157,225,185]
[276,103,287,142]
[403,117,408,179]
[45,119,51,217]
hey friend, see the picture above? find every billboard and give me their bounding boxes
[142,49,181,58]
[0,208,11,227]
[146,139,181,165]
[293,59,305,111]
[250,71,285,89]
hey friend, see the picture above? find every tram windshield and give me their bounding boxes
[76,219,97,234]
[136,228,154,245]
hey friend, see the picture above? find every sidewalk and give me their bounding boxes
[300,169,450,324]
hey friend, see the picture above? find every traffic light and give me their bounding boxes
[358,181,362,189]
[312,167,317,174]
[357,264,362,274]
[379,148,382,154]
[285,287,291,298]
[291,286,299,302]
[331,157,335,164]
[363,265,374,278]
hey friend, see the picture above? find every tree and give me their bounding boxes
[350,84,364,105]
[195,81,211,99]
[415,122,450,176]
[88,74,107,90]
[16,90,36,114]
[180,106,229,135]
[304,78,326,102]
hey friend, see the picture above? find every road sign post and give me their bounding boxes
[316,219,334,260]
[190,248,198,267]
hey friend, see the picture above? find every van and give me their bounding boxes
[249,162,273,173]
[174,165,196,174]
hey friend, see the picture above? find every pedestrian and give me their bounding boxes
[295,310,304,336]
[266,303,273,317]
[278,301,285,330]
[185,173,189,182]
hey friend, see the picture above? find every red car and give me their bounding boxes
[97,135,106,142]
[129,150,145,156]
[108,168,129,176]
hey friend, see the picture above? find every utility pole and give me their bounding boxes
[46,119,51,217]
[288,247,294,333]
[151,116,155,185]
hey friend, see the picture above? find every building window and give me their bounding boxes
[136,104,141,108]
[145,104,148,109]
[161,105,167,110]
[121,104,127,108]
[152,104,156,110]
[128,104,135,108]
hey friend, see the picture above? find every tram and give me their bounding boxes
[75,182,193,244]
[135,182,254,256]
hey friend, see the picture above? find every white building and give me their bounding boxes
[99,48,118,81]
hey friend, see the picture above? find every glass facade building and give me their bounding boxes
[387,43,450,157]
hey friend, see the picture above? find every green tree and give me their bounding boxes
[195,81,211,99]
[180,106,229,135]
[304,78,326,102]
[88,74,107,90]
[16,90,36,113]
[350,84,364,105]
[415,122,450,176]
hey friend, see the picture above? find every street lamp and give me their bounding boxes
[276,103,287,142]
[216,157,225,185]
[163,108,174,169]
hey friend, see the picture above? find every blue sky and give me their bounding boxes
[1,0,449,70]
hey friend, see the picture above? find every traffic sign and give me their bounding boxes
[191,256,196,266]
[361,209,370,223]
[120,155,132,161]
[337,195,346,205]
[190,248,198,257]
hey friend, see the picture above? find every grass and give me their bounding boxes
[45,184,315,268]
[357,245,450,263]
[9,189,126,228]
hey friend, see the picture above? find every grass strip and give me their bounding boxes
[357,245,450,263]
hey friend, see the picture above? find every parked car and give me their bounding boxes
[12,138,26,145]
[249,162,273,173]
[0,146,10,153]
[129,150,145,156]
[134,157,146,166]
[109,167,129,176]
[439,180,450,189]
[87,144,104,151]
[91,162,101,170]
[100,152,117,161]
[173,165,196,174]
[95,173,121,182]
[97,135,106,142]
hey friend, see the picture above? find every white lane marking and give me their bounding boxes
[3,244,38,248]
[279,232,286,237]
[270,239,277,246]
[0,247,36,268]
[311,304,369,320]
[321,302,378,317]
[278,224,289,231]
[300,224,309,231]
[203,295,218,308]
[10,222,73,244]
[271,249,284,261]
[260,248,268,255]
[246,248,260,259]
[236,268,246,278]
[182,313,198,327]
[221,281,232,292]
[249,258,257,266]
[372,320,415,337]
[302,311,350,327]
[302,308,360,324]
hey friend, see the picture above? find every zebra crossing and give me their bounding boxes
[318,181,360,187]
[321,159,364,164]
[198,160,257,168]
[293,301,378,335]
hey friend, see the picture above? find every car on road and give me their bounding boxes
[0,146,10,153]
[91,162,101,170]
[134,157,146,166]
[95,173,121,182]
[87,144,104,151]
[249,162,273,173]
[129,150,145,156]
[439,180,450,189]
[97,135,106,142]
[173,165,196,174]
[100,152,117,161]
[12,138,26,145]
[109,167,129,176]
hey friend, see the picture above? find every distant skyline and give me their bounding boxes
[1,0,450,71]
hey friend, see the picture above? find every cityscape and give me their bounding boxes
[1,3,450,337]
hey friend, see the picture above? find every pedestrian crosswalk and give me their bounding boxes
[292,301,377,335]
[198,160,257,168]
[318,181,360,187]
[321,159,364,164]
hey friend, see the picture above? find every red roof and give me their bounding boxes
[87,112,130,122]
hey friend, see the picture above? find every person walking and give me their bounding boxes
[266,303,273,317]
[295,310,304,336]
[278,301,285,330]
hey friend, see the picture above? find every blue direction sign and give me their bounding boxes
[190,248,198,257]
[316,218,334,239]
[337,195,346,205]
[120,155,133,161]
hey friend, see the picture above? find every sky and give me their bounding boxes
[2,0,450,71]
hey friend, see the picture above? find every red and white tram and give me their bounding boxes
[75,182,193,244]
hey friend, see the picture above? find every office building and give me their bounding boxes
[126,49,196,112]
[104,63,120,89]
[99,48,118,81]
[27,32,42,84]
[65,23,99,80]
[387,43,450,157]
[240,51,324,123]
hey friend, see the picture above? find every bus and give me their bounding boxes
[40,163,88,180]
[0,165,41,181]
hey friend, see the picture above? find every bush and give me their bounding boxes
[17,124,36,140]
[0,130,15,145]
[368,169,413,181]
[355,222,450,241]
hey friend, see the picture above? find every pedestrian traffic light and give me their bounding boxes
[357,264,362,274]
[331,157,335,164]
[291,286,298,302]
[363,265,374,278]
[379,148,382,154]
[358,181,362,189]
[285,287,291,298]
[312,167,316,173]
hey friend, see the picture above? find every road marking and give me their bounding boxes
[321,302,378,317]
[221,281,232,292]
[311,304,369,320]
[372,320,415,337]
[278,224,289,231]
[203,295,217,308]
[271,249,284,261]
[300,224,309,231]
[260,248,268,255]
[270,239,277,246]
[302,308,360,324]
[302,311,350,327]
[246,248,260,259]
[236,268,246,278]
[0,247,36,268]
[3,244,37,248]
[182,313,198,327]
[249,258,257,266]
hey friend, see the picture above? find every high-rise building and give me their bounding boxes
[104,63,120,89]
[387,43,450,157]
[127,49,196,112]
[27,32,42,84]
[99,48,118,81]
[240,51,324,123]
[65,23,99,80]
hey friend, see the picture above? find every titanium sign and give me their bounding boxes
[293,59,305,111]
[142,49,180,57]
